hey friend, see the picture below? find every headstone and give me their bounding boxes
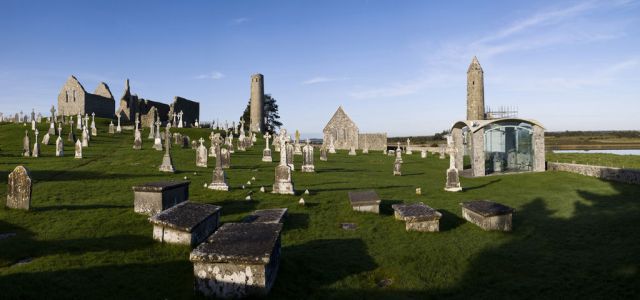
[349,146,356,156]
[208,134,229,191]
[301,139,315,173]
[153,119,163,151]
[272,129,295,194]
[262,132,273,162]
[294,142,302,156]
[133,119,142,150]
[6,166,32,210]
[208,132,216,157]
[174,132,182,145]
[76,113,82,130]
[220,147,231,169]
[116,113,122,133]
[90,112,97,136]
[460,200,514,231]
[108,121,115,134]
[406,138,413,155]
[149,201,221,246]
[41,133,50,145]
[31,120,35,131]
[182,135,190,148]
[82,128,89,147]
[393,161,402,176]
[22,130,30,157]
[74,139,82,158]
[194,118,199,128]
[348,190,381,214]
[190,223,283,298]
[286,143,294,171]
[395,142,403,163]
[48,121,55,135]
[196,138,208,167]
[177,110,184,128]
[68,119,76,142]
[421,149,427,158]
[320,147,328,161]
[191,140,197,149]
[55,136,63,157]
[444,135,462,192]
[392,202,442,232]
[159,126,175,173]
[32,130,40,157]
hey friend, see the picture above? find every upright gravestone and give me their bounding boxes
[182,135,190,149]
[220,147,231,169]
[133,119,142,150]
[82,127,89,147]
[196,138,208,167]
[116,113,122,133]
[349,146,356,156]
[178,111,184,128]
[272,129,295,194]
[395,142,403,163]
[444,136,462,192]
[42,132,50,145]
[6,166,32,210]
[320,147,328,161]
[406,138,413,155]
[262,132,273,162]
[421,149,427,158]
[76,113,82,130]
[208,134,228,191]
[56,135,64,157]
[301,139,315,173]
[32,129,40,157]
[208,132,216,157]
[153,119,162,151]
[91,112,97,136]
[159,126,175,173]
[109,121,115,134]
[328,135,336,153]
[286,143,294,171]
[68,119,76,142]
[393,160,402,176]
[22,130,30,157]
[75,138,83,158]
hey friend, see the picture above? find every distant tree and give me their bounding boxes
[239,94,282,134]
[433,129,450,141]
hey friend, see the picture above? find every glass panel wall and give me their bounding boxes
[484,122,533,174]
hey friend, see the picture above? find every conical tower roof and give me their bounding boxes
[468,56,483,72]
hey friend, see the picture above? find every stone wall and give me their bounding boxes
[57,75,115,118]
[171,96,199,127]
[358,133,387,150]
[547,162,640,185]
[85,93,115,118]
[139,99,170,127]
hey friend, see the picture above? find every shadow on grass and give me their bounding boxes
[0,261,193,299]
[380,199,403,216]
[462,179,501,191]
[213,199,259,216]
[273,239,377,298]
[438,209,465,232]
[283,212,309,231]
[313,185,412,193]
[35,204,130,212]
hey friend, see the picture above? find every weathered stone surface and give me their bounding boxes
[392,202,442,232]
[460,200,514,231]
[190,223,283,298]
[221,148,231,169]
[149,201,221,246]
[272,165,295,195]
[132,181,190,215]
[547,162,640,185]
[301,142,314,173]
[74,139,82,158]
[348,190,381,214]
[393,161,402,176]
[57,75,115,118]
[323,106,386,151]
[250,74,265,133]
[6,166,31,210]
[445,168,462,192]
[244,208,288,224]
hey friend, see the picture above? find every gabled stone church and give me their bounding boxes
[322,106,387,151]
[57,75,115,118]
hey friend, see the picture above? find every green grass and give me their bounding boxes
[1,119,639,299]
[546,152,640,169]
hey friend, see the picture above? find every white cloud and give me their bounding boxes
[302,76,350,85]
[195,71,225,80]
[232,17,249,25]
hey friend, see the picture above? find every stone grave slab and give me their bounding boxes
[190,223,283,298]
[6,166,32,210]
[348,190,381,214]
[148,201,221,246]
[244,208,288,224]
[392,202,442,232]
[460,200,515,231]
[132,181,190,215]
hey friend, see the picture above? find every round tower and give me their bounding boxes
[250,73,265,133]
[466,56,485,120]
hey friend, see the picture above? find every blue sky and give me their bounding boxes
[1,0,638,137]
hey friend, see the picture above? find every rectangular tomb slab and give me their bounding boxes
[460,200,515,232]
[348,190,381,214]
[244,208,288,224]
[132,181,190,215]
[392,202,442,232]
[148,201,221,247]
[190,223,283,299]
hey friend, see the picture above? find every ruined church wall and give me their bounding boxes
[358,133,387,150]
[171,96,199,127]
[84,94,115,118]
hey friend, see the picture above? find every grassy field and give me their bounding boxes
[547,152,640,169]
[1,120,639,299]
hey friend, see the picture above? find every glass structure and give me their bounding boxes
[484,121,533,174]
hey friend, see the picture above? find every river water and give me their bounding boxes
[552,149,640,155]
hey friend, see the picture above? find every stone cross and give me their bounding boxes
[57,126,62,137]
[240,119,245,132]
[446,135,457,170]
[178,111,184,128]
[212,134,223,168]
[277,129,290,166]
[91,112,96,128]
[117,114,122,132]
[264,132,271,150]
[164,126,172,154]
[155,119,161,135]
[135,118,139,131]
[295,130,300,144]
[50,105,56,120]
